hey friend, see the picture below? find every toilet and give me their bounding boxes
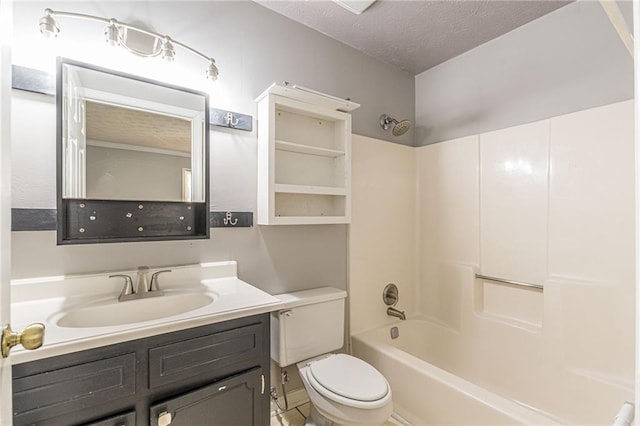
[271,287,393,426]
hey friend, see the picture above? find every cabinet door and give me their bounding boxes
[150,368,265,426]
[148,323,263,389]
[13,353,136,425]
[82,411,136,426]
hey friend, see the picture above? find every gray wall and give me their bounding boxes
[415,0,634,146]
[12,88,348,294]
[10,1,414,291]
[13,1,414,145]
[86,145,190,201]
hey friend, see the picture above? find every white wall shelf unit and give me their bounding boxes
[256,83,358,225]
[274,184,348,196]
[274,140,345,158]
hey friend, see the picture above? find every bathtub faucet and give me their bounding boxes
[387,306,406,320]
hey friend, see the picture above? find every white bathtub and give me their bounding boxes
[351,319,562,425]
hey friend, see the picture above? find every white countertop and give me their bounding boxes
[10,261,283,364]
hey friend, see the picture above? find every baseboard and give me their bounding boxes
[270,387,309,416]
[390,403,421,425]
[390,411,412,425]
[269,388,410,425]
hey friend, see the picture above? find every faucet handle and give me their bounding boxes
[109,274,134,300]
[150,269,172,292]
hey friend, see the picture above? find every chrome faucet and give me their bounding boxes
[110,274,134,301]
[135,266,151,295]
[387,306,406,320]
[383,283,406,320]
[110,266,171,302]
[150,269,172,292]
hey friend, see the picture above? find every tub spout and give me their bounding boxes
[613,401,634,426]
[387,306,406,320]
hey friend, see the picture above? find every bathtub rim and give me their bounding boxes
[351,318,565,425]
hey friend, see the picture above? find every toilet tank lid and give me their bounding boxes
[274,287,346,309]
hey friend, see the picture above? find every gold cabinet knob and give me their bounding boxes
[1,323,45,358]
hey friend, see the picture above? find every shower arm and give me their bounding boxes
[380,114,398,130]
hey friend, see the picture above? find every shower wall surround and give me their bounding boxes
[415,100,634,424]
[349,100,633,424]
[349,135,416,336]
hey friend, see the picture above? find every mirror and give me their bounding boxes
[83,101,193,202]
[57,58,209,244]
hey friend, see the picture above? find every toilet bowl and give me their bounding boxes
[271,287,394,426]
[297,354,392,426]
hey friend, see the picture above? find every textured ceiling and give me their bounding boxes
[256,0,573,75]
[86,101,191,153]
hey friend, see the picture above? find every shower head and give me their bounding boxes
[380,114,411,137]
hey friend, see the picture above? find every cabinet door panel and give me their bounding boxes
[13,353,136,425]
[149,323,262,389]
[82,410,136,426]
[150,368,263,426]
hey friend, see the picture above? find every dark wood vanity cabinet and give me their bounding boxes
[85,411,137,426]
[149,368,264,426]
[12,313,271,426]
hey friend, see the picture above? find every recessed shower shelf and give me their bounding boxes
[274,184,347,196]
[275,140,345,158]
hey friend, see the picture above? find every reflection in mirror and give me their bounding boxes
[57,58,209,244]
[84,101,192,202]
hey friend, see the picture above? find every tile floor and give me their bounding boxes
[270,402,405,426]
[270,402,309,426]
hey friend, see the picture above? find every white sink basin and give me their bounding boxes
[55,291,215,328]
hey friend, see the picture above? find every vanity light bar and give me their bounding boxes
[39,8,219,81]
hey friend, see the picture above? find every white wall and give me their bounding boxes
[416,100,634,424]
[415,0,634,146]
[0,1,13,422]
[349,135,416,336]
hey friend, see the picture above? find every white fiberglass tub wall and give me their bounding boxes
[409,100,633,425]
[348,135,416,336]
[348,103,632,424]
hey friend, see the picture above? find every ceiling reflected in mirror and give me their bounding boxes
[85,101,191,154]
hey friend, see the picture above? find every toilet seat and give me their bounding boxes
[305,354,391,410]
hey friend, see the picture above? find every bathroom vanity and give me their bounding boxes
[13,314,268,425]
[9,261,281,426]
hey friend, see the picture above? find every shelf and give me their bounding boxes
[256,82,360,112]
[274,184,347,196]
[275,140,345,158]
[272,216,349,225]
[256,83,356,225]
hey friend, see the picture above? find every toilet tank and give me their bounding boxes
[271,287,347,367]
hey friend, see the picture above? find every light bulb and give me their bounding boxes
[39,9,59,39]
[206,59,218,82]
[104,20,120,47]
[161,38,175,62]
